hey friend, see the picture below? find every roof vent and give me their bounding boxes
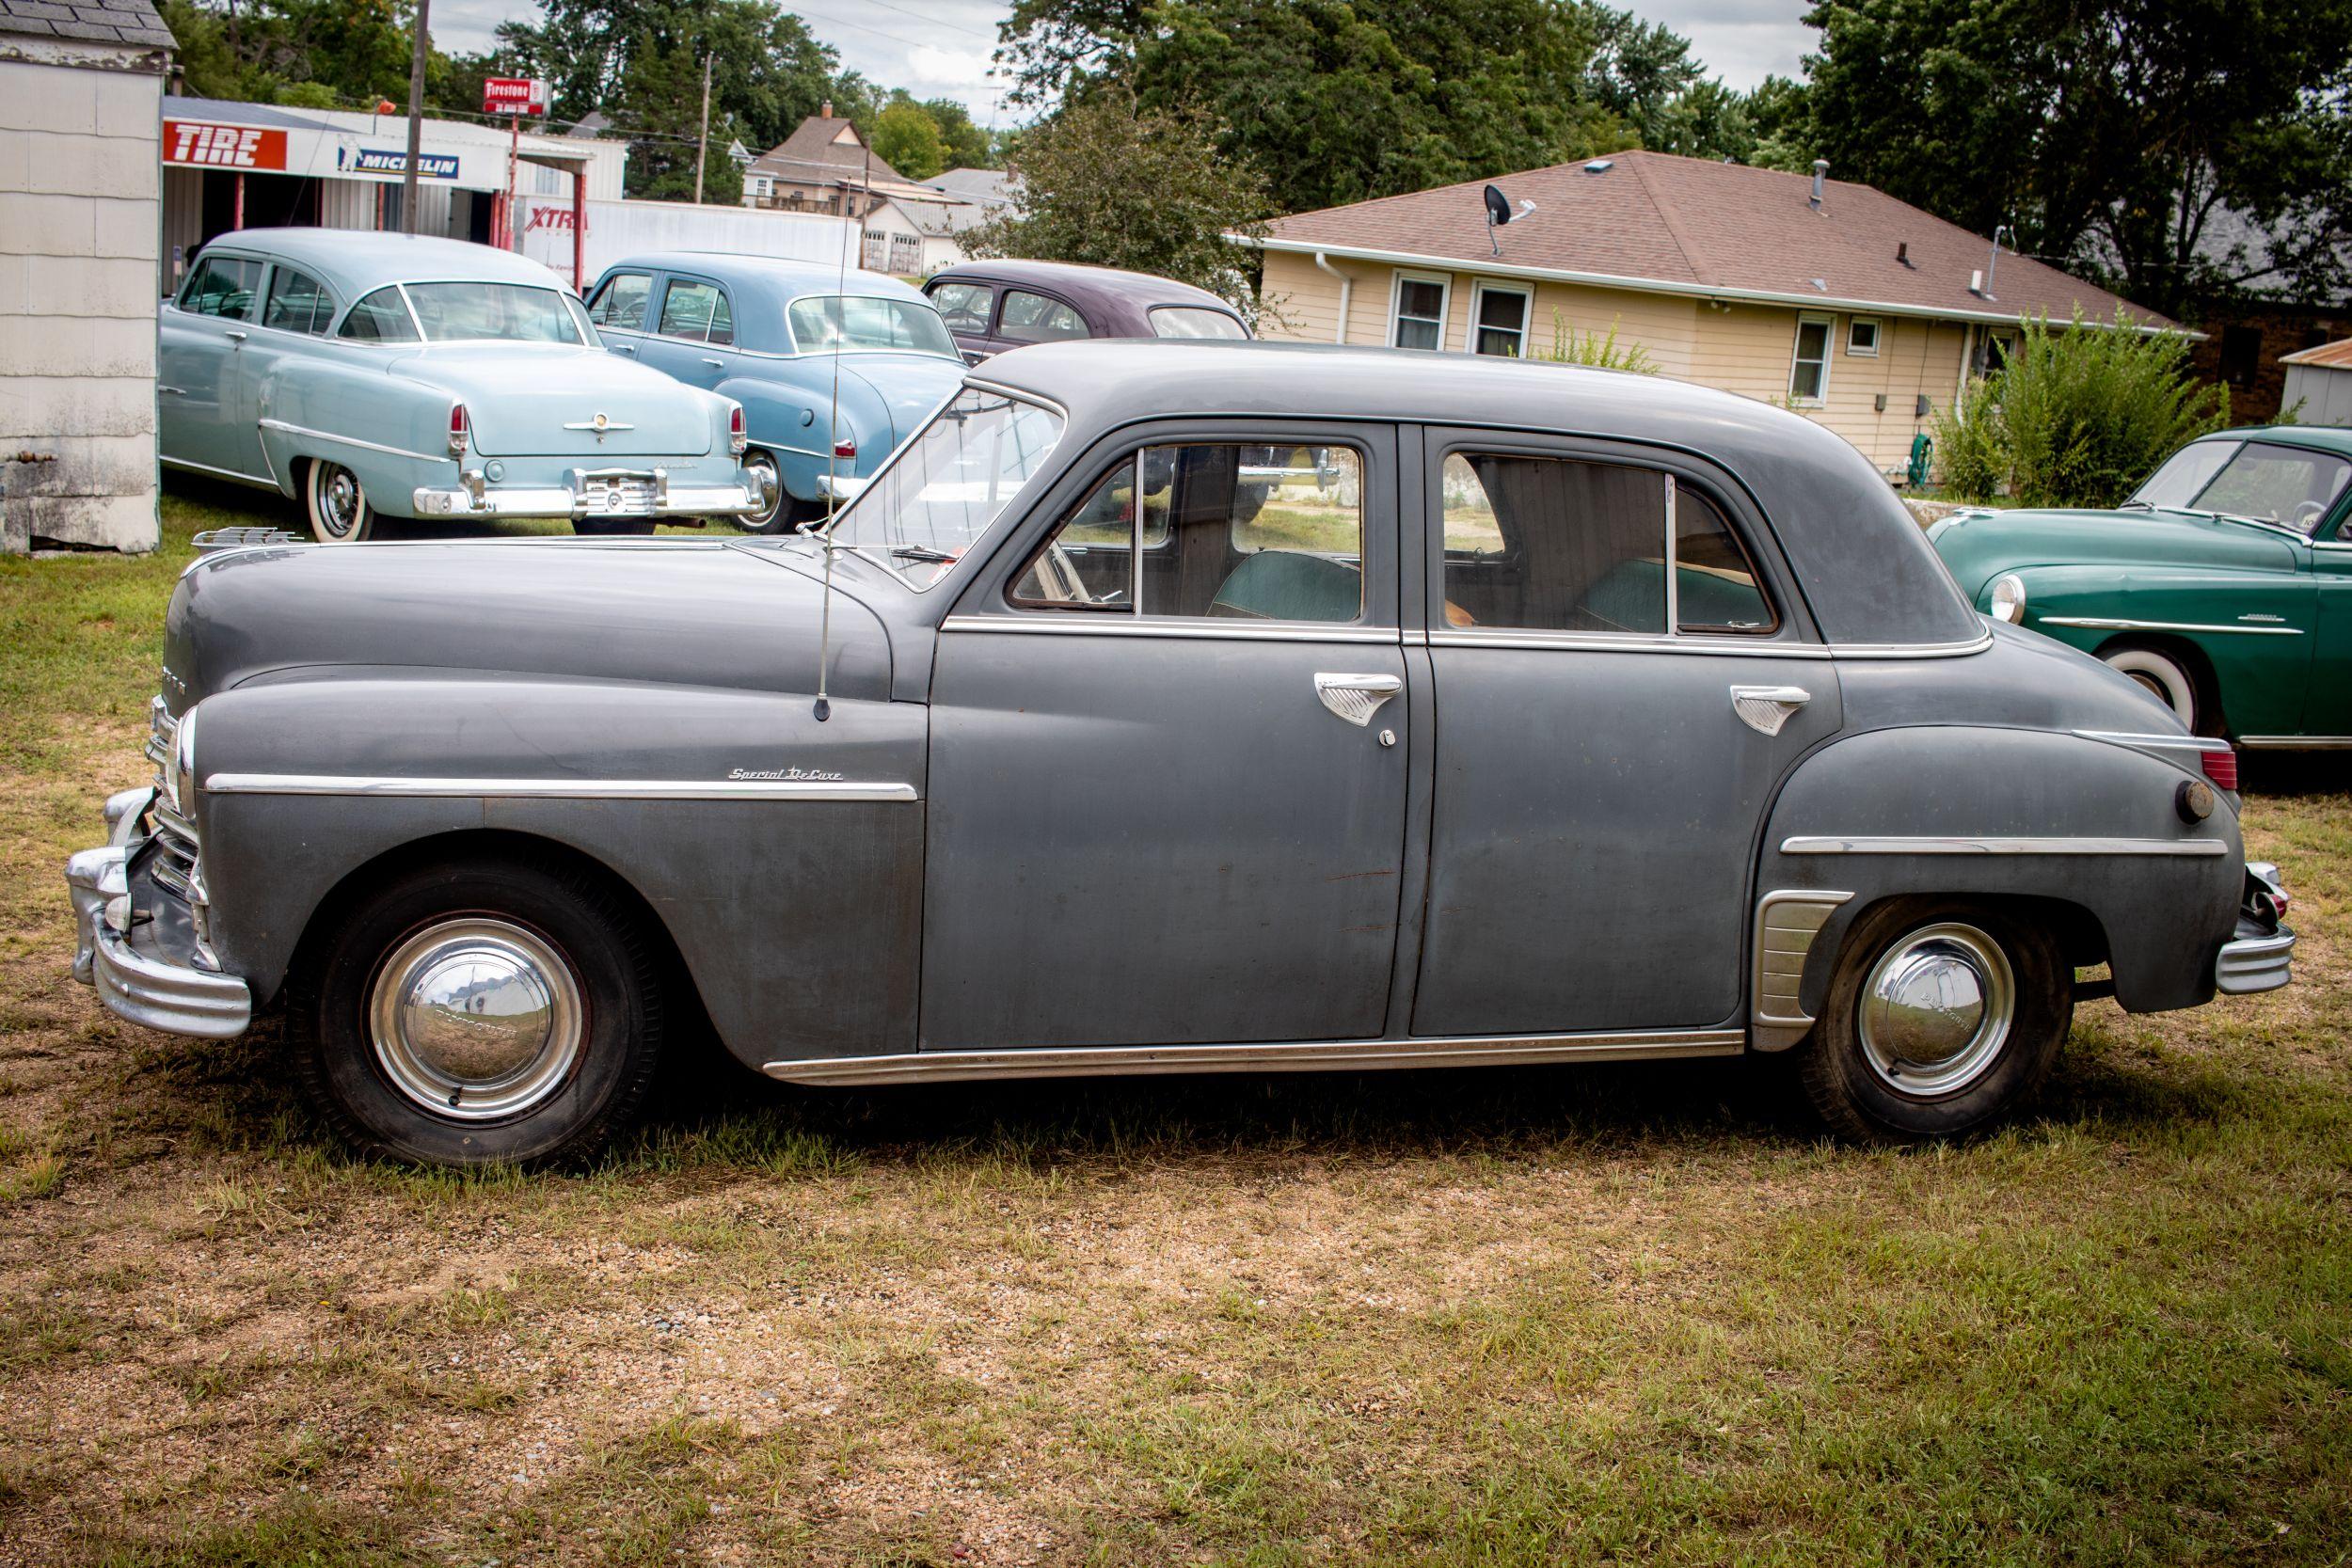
[1810,277,1828,292]
[1897,242,1913,268]
[1583,159,1613,174]
[1810,158,1829,209]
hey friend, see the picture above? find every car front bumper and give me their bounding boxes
[65,787,252,1040]
[412,465,768,520]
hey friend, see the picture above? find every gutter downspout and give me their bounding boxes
[1312,251,1352,344]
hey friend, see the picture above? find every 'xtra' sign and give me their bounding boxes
[337,146,461,180]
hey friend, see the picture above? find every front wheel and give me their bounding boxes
[289,856,666,1166]
[2102,644,2201,731]
[305,459,375,543]
[1797,899,2070,1144]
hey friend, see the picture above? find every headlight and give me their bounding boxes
[167,705,197,814]
[1989,573,2026,624]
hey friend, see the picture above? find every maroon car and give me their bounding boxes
[922,259,1250,363]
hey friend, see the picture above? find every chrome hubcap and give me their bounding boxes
[368,918,584,1120]
[1858,922,2014,1098]
[318,466,362,537]
[745,454,781,527]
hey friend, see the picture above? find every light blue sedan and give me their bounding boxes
[160,230,769,542]
[584,254,965,534]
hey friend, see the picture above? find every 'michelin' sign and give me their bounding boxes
[164,121,288,170]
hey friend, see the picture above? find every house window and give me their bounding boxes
[2220,325,2263,388]
[1847,317,1881,356]
[1471,283,1530,357]
[1789,315,1833,404]
[1391,275,1449,351]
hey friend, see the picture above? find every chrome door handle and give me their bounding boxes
[158,386,186,396]
[223,329,246,341]
[613,342,636,354]
[1730,685,1810,736]
[1314,672,1404,727]
[701,356,725,368]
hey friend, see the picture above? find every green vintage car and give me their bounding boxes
[1930,426,2352,746]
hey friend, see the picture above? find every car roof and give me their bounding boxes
[192,228,571,299]
[2198,425,2352,459]
[926,258,1240,316]
[973,339,1980,647]
[604,253,933,313]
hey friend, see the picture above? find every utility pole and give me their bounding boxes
[401,0,431,233]
[693,51,713,204]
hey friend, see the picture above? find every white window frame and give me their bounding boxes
[1846,316,1881,356]
[1789,313,1835,405]
[1468,280,1533,358]
[1389,270,1452,353]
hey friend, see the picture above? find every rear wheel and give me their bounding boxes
[289,856,665,1166]
[305,459,375,543]
[734,450,790,535]
[2102,643,2201,731]
[1797,899,2070,1144]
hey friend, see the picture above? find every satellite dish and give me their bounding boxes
[1483,184,1535,254]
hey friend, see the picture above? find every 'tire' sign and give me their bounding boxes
[164,121,289,170]
[482,77,550,117]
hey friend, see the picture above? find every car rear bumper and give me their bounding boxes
[412,465,766,519]
[67,818,252,1041]
[2215,921,2294,995]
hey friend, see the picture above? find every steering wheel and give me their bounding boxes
[2292,499,2327,533]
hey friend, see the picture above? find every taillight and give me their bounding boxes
[728,404,747,455]
[2201,745,2238,792]
[448,403,469,460]
[833,436,856,460]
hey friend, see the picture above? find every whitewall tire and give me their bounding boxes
[305,459,376,544]
[2101,645,2199,730]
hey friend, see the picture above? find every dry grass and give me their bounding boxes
[0,484,2346,1565]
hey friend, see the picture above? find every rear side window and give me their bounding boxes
[1438,452,1772,635]
[659,279,733,344]
[930,280,993,334]
[180,256,261,320]
[588,271,653,331]
[262,266,333,335]
[336,286,418,342]
[1150,306,1247,340]
[999,290,1088,343]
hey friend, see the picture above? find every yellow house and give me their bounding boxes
[1238,151,2174,478]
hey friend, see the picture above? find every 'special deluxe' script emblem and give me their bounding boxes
[729,767,846,782]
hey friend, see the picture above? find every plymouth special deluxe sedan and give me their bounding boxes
[161,230,769,541]
[72,342,2293,1165]
[584,254,964,534]
[923,259,1250,363]
[1931,425,2352,744]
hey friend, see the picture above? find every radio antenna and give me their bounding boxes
[809,139,869,722]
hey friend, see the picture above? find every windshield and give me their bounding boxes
[2130,439,2352,533]
[788,294,959,357]
[403,281,589,344]
[828,387,1065,586]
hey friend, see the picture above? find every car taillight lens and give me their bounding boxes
[2201,745,2237,792]
[833,436,856,460]
[728,404,747,455]
[448,404,469,459]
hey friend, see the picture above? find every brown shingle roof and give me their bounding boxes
[0,0,173,49]
[2282,339,2352,370]
[1252,150,2171,330]
[747,112,905,186]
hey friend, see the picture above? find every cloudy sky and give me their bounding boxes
[429,0,1815,130]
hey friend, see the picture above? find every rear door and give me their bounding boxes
[639,274,737,390]
[990,288,1090,358]
[1412,428,1840,1037]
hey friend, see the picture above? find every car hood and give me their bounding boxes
[378,343,719,459]
[164,538,891,712]
[838,355,964,450]
[1931,504,2300,598]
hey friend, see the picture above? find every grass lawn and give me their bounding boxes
[0,485,2347,1565]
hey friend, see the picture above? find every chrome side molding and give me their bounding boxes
[763,1028,1745,1085]
[1751,890,1853,1051]
[202,773,919,802]
[1782,834,2226,858]
[2041,614,2301,638]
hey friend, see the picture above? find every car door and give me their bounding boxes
[584,268,657,365]
[925,278,996,363]
[159,252,267,477]
[241,261,338,483]
[990,287,1090,358]
[639,274,736,389]
[1412,428,1841,1037]
[923,421,1409,1049]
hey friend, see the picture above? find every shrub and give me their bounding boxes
[1931,310,2231,506]
[1535,310,1659,373]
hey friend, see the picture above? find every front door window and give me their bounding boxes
[180,256,261,319]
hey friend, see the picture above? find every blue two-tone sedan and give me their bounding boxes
[583,254,965,533]
[160,230,768,542]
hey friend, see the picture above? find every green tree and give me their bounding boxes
[920,97,994,171]
[1932,312,2231,506]
[871,98,946,180]
[160,0,421,107]
[965,94,1271,311]
[1798,0,2352,313]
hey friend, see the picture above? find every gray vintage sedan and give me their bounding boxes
[69,342,2293,1164]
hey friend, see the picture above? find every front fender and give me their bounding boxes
[185,675,926,1066]
[1757,724,2241,1024]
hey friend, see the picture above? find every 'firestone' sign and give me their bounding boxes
[164,121,288,170]
[482,77,550,116]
